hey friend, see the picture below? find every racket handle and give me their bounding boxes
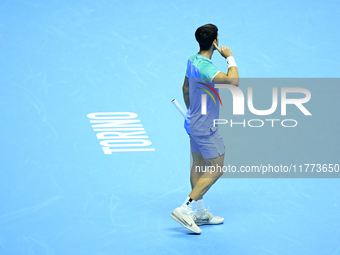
[171,99,186,118]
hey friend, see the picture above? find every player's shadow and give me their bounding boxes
[166,224,221,235]
[166,227,201,235]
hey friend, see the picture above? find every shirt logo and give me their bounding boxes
[197,82,223,106]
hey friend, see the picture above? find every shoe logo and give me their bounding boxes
[195,218,209,222]
[173,213,193,227]
[179,218,192,227]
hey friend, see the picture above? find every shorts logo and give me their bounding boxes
[198,82,222,106]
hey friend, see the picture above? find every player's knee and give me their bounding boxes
[208,165,224,178]
[216,168,224,178]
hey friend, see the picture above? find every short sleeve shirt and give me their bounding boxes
[184,54,221,136]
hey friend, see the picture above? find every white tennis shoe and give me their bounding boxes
[194,208,224,226]
[170,208,202,234]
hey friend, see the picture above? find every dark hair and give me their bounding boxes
[195,24,218,51]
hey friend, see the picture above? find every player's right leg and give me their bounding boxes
[170,131,225,233]
[189,153,225,201]
[190,151,206,198]
[171,153,224,232]
[188,131,225,225]
[169,145,206,234]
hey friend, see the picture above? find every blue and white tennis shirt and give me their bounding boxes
[184,54,221,136]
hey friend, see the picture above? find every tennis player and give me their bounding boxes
[171,24,239,234]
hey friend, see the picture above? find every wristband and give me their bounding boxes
[226,56,237,69]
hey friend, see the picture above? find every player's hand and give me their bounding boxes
[213,43,233,59]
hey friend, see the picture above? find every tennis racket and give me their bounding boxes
[171,99,186,118]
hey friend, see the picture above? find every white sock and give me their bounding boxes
[195,199,205,216]
[179,196,196,213]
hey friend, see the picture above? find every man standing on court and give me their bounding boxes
[171,24,239,234]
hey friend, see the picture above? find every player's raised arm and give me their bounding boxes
[212,43,239,86]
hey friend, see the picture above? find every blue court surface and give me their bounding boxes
[1,0,340,254]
